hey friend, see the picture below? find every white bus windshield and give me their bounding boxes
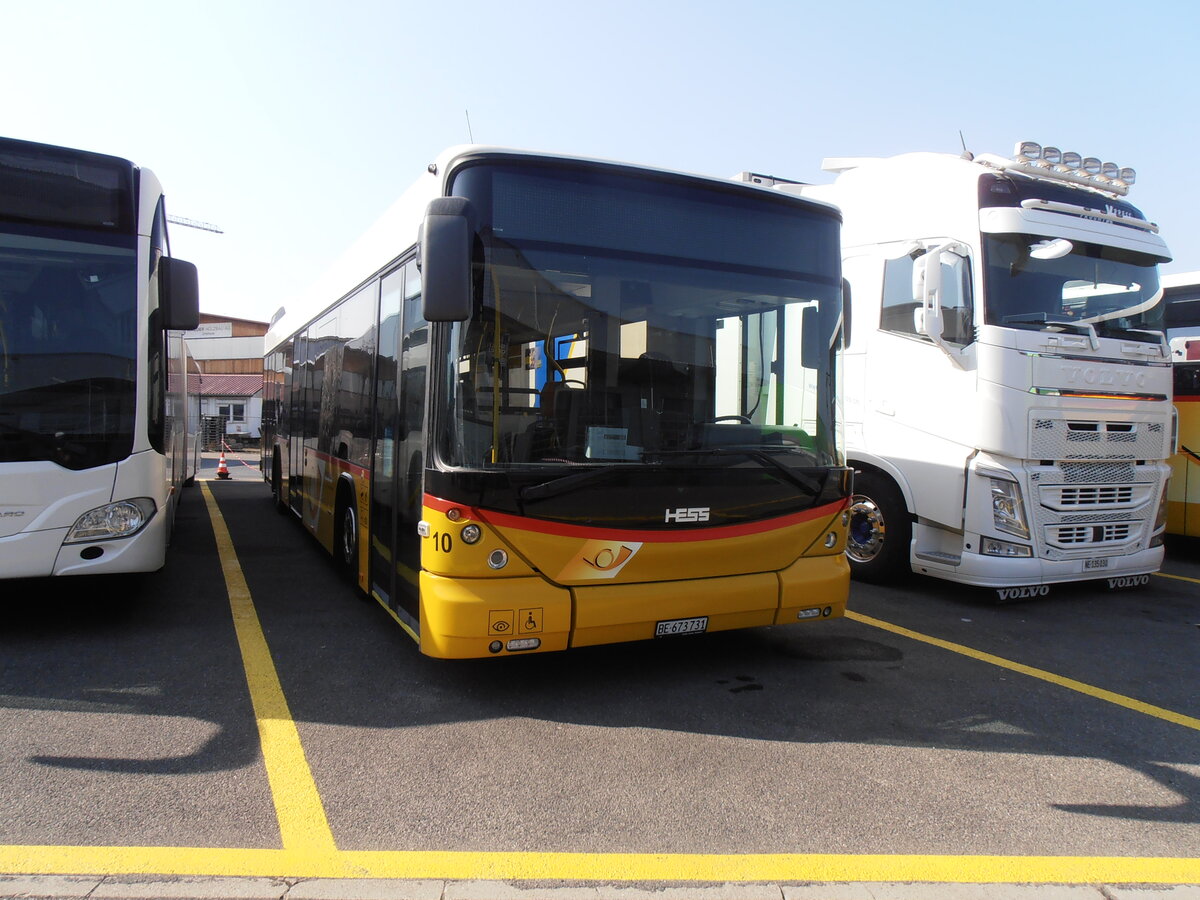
[0,229,138,469]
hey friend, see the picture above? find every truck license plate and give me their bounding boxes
[655,616,708,637]
[1085,558,1110,570]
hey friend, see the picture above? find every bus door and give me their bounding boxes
[288,332,308,513]
[370,269,403,615]
[370,260,426,628]
[393,259,427,627]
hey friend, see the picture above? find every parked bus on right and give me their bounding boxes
[1163,271,1200,538]
[745,142,1174,598]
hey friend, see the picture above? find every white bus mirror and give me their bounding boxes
[160,257,200,331]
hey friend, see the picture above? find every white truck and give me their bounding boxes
[743,142,1174,596]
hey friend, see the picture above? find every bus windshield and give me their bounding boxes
[0,227,138,469]
[983,233,1164,340]
[439,161,842,479]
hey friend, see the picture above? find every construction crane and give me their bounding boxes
[167,214,223,234]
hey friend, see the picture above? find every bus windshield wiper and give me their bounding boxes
[519,466,623,503]
[652,446,824,494]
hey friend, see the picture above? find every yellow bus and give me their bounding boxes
[1165,271,1200,537]
[261,147,851,658]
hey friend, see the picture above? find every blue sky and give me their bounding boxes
[3,0,1196,325]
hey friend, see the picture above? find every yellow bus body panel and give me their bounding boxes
[419,572,572,659]
[415,497,849,659]
[420,498,846,584]
[1168,397,1200,537]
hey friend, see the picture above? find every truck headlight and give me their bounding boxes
[65,498,157,543]
[990,478,1030,540]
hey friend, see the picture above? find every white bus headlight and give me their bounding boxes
[990,478,1030,540]
[65,498,157,543]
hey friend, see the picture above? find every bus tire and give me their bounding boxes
[845,470,911,583]
[335,484,360,588]
[272,452,287,514]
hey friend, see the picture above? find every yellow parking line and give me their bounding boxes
[1155,570,1200,586]
[3,499,1196,884]
[201,483,338,856]
[0,845,1196,884]
[846,610,1200,732]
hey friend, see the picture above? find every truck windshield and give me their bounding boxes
[0,228,138,469]
[983,233,1163,340]
[438,162,843,479]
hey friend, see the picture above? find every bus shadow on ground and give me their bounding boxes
[0,486,264,780]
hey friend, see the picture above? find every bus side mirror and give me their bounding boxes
[160,257,200,331]
[841,277,852,349]
[421,197,477,322]
[801,304,822,369]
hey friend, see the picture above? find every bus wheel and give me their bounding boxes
[845,471,910,583]
[271,458,287,514]
[336,489,359,585]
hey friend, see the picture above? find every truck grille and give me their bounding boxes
[1030,417,1168,461]
[1029,463,1156,561]
[1046,522,1135,547]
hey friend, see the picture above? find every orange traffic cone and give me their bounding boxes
[216,451,230,479]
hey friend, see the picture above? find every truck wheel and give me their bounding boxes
[846,471,911,583]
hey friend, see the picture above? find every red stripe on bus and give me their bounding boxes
[307,448,370,476]
[423,494,847,542]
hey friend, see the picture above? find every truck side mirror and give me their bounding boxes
[911,248,944,339]
[911,247,942,305]
[914,303,945,339]
[421,197,477,322]
[160,257,200,331]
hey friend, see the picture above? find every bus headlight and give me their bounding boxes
[990,478,1029,540]
[65,498,157,543]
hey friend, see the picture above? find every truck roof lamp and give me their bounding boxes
[1006,141,1136,195]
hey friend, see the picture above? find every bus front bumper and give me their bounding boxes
[418,553,849,659]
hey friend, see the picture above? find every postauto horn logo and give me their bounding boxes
[558,540,643,581]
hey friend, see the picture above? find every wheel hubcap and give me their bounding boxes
[342,508,356,564]
[847,494,886,563]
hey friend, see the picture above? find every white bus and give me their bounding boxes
[0,136,200,578]
[748,142,1173,596]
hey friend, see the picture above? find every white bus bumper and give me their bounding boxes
[0,512,169,578]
